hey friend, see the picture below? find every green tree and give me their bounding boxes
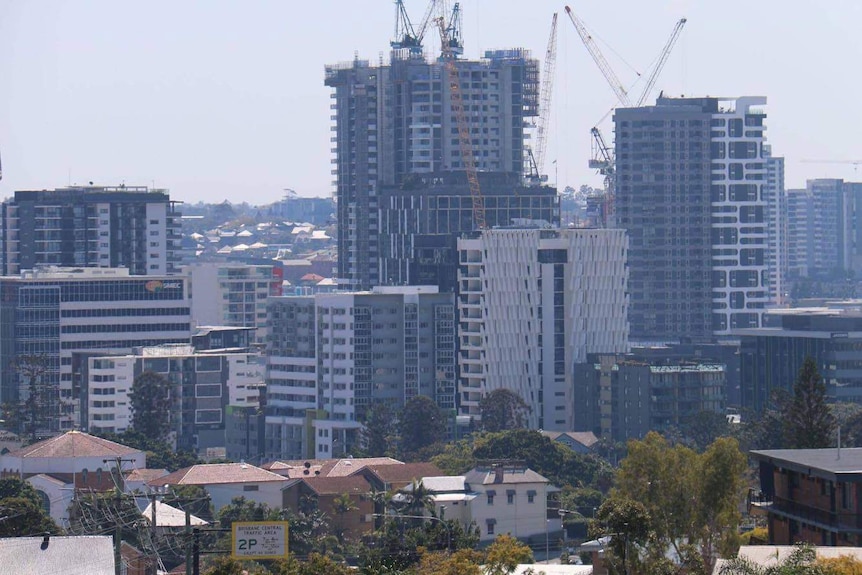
[399,395,447,456]
[479,389,531,432]
[473,429,611,491]
[217,496,279,528]
[0,479,60,537]
[359,402,396,457]
[785,357,836,449]
[589,497,652,575]
[410,549,483,575]
[272,553,354,575]
[95,429,198,472]
[129,370,173,442]
[484,534,534,575]
[680,410,736,452]
[8,355,54,442]
[607,432,748,574]
[331,492,357,542]
[431,439,477,475]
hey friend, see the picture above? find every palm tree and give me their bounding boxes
[331,492,357,542]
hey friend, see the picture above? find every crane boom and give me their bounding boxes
[564,6,631,107]
[436,16,486,230]
[392,0,419,50]
[534,12,558,178]
[636,18,687,106]
[414,0,439,47]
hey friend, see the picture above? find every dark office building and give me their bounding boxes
[1,185,181,276]
[739,308,862,412]
[573,352,725,442]
[378,172,558,291]
[614,96,770,341]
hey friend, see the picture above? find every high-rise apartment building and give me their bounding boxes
[326,49,553,290]
[0,186,181,276]
[785,179,862,280]
[264,286,456,459]
[0,267,191,431]
[186,262,283,345]
[456,227,629,430]
[615,96,769,340]
[764,146,787,305]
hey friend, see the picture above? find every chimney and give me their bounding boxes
[494,466,504,483]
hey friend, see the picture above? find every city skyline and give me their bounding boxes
[2,0,861,204]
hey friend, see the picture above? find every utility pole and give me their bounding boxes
[104,456,136,575]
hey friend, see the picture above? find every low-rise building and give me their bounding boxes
[0,430,146,527]
[78,344,264,455]
[750,448,862,546]
[414,462,561,544]
[282,475,374,540]
[153,462,288,512]
[573,354,725,442]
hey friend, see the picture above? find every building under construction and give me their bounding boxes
[325,2,557,290]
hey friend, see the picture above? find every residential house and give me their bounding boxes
[0,430,146,527]
[282,475,374,540]
[750,448,862,545]
[540,431,599,455]
[411,462,561,545]
[152,462,288,512]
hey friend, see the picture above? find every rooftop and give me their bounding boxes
[751,448,862,478]
[464,466,549,486]
[153,463,287,486]
[6,430,142,459]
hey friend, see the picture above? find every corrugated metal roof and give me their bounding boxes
[0,535,114,575]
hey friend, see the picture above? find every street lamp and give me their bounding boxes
[372,512,452,551]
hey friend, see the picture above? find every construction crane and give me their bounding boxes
[635,18,687,106]
[564,6,632,107]
[391,0,440,56]
[529,12,558,182]
[436,15,486,229]
[565,6,686,219]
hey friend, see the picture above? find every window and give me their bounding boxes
[243,485,259,492]
[527,490,536,504]
[486,519,496,535]
[507,490,515,505]
[487,491,495,505]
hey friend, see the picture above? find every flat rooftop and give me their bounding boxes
[751,448,862,479]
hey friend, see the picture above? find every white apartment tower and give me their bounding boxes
[265,286,456,459]
[457,228,629,430]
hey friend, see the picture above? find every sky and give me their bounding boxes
[1,1,861,205]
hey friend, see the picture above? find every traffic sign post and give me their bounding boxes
[231,521,289,560]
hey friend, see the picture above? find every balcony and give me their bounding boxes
[749,489,862,533]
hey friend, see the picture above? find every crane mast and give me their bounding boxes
[436,16,486,230]
[533,12,558,180]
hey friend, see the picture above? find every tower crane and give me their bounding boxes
[565,6,686,218]
[635,17,687,106]
[529,12,558,182]
[436,15,486,229]
[391,0,440,56]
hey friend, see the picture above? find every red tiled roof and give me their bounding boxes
[7,430,142,459]
[326,457,402,477]
[125,468,169,482]
[300,273,325,282]
[301,475,371,496]
[151,463,287,487]
[360,462,443,483]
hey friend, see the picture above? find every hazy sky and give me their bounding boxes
[2,1,861,205]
